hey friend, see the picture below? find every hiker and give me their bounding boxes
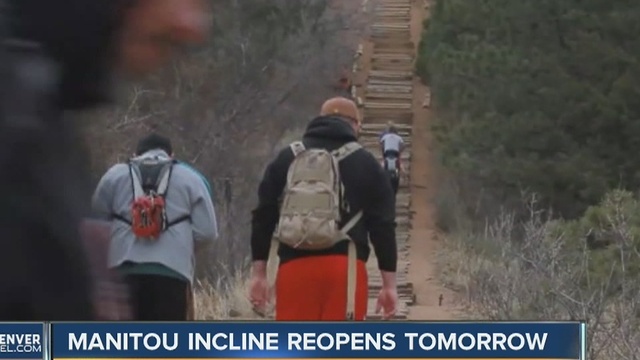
[380,123,405,195]
[0,0,209,320]
[249,97,398,321]
[336,67,353,98]
[91,133,218,321]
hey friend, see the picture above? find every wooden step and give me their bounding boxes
[368,79,413,87]
[376,4,411,8]
[374,15,411,21]
[370,63,414,71]
[364,108,414,116]
[364,102,412,110]
[375,9,410,14]
[363,113,414,124]
[360,123,412,131]
[360,133,412,141]
[372,23,410,29]
[364,111,414,121]
[371,32,412,41]
[360,127,411,136]
[375,6,412,11]
[373,40,414,50]
[371,27,411,33]
[366,83,412,93]
[365,93,413,101]
[374,17,411,24]
[369,70,413,80]
[372,53,414,61]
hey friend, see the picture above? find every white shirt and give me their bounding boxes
[380,133,404,152]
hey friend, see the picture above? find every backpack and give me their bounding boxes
[112,156,190,239]
[273,140,363,320]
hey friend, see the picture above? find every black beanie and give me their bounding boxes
[135,133,173,156]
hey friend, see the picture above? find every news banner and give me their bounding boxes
[1,322,586,360]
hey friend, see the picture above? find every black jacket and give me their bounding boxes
[251,116,398,272]
[0,0,125,320]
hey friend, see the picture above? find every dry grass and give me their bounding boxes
[194,275,258,320]
[194,247,280,320]
[436,190,640,359]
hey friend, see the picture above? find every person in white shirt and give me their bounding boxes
[379,123,404,195]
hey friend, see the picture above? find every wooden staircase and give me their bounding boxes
[359,0,417,321]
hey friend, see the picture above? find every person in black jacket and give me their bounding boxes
[249,97,398,320]
[0,0,209,320]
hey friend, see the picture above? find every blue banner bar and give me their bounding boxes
[0,322,44,359]
[51,322,581,359]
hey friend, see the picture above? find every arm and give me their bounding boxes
[250,149,291,275]
[190,175,218,247]
[362,154,398,287]
[91,165,122,220]
[180,161,214,199]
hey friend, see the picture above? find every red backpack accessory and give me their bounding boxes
[129,158,171,239]
[112,156,191,240]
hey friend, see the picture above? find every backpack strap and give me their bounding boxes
[289,141,306,157]
[153,160,192,227]
[346,241,357,320]
[155,161,174,196]
[341,210,363,321]
[332,141,362,162]
[340,210,363,234]
[129,162,145,199]
[110,162,144,225]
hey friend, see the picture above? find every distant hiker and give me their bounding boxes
[249,97,398,321]
[379,121,392,140]
[380,123,405,195]
[0,0,210,320]
[92,134,218,321]
[337,67,353,98]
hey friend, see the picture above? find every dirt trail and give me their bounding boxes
[354,0,460,320]
[405,0,459,320]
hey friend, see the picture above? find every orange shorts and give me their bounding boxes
[275,255,368,321]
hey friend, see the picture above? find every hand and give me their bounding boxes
[376,286,398,320]
[249,275,270,316]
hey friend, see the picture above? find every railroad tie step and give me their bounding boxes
[369,69,413,78]
[373,41,415,51]
[376,4,411,9]
[370,53,414,59]
[362,114,414,124]
[364,107,414,115]
[366,84,412,93]
[360,123,412,130]
[371,23,410,29]
[374,16,411,22]
[364,102,412,110]
[365,93,413,101]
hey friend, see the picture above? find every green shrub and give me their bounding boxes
[417,0,640,219]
